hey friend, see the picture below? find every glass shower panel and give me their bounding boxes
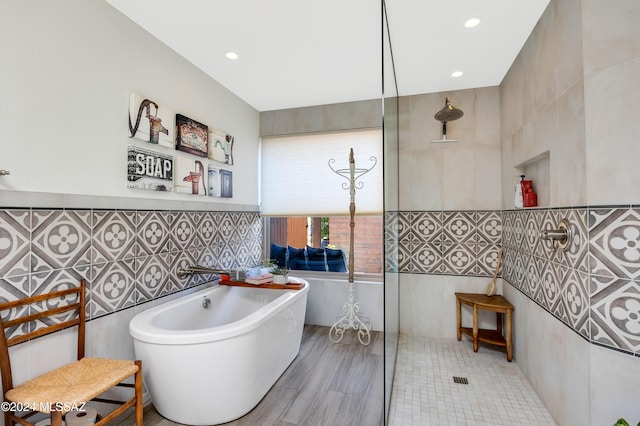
[382,0,399,423]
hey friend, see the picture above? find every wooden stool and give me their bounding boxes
[455,292,514,362]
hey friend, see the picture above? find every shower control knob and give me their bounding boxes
[539,218,572,251]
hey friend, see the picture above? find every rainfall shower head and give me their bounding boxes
[432,97,463,143]
[434,97,464,122]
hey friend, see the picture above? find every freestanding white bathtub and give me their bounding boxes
[129,279,308,425]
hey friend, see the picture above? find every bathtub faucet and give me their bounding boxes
[177,265,230,279]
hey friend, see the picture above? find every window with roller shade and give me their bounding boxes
[261,129,383,274]
[260,128,383,216]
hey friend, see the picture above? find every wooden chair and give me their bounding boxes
[0,279,143,426]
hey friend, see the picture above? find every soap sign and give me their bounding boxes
[127,146,173,191]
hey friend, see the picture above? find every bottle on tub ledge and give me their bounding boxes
[514,174,538,208]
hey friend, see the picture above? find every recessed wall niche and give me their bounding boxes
[515,151,550,208]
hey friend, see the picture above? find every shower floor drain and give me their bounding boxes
[453,376,469,384]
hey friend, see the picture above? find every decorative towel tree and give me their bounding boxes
[328,148,377,346]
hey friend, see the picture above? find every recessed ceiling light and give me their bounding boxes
[464,18,480,28]
[451,71,464,78]
[225,51,239,60]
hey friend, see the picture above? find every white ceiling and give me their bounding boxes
[105,0,550,112]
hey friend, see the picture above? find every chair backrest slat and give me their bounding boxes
[7,319,81,346]
[2,303,79,329]
[0,286,81,310]
[0,280,87,396]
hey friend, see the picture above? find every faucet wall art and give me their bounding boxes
[128,92,174,149]
[126,92,233,198]
[175,157,207,196]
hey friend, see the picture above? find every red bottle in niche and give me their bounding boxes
[521,179,538,207]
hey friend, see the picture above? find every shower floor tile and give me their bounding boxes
[388,335,557,426]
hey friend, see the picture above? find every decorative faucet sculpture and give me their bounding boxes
[328,148,377,346]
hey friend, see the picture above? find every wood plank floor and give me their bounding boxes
[111,325,384,425]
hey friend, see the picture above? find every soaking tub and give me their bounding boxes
[129,279,308,425]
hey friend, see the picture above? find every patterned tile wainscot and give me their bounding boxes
[502,206,640,357]
[394,210,502,277]
[0,208,263,336]
[388,207,640,358]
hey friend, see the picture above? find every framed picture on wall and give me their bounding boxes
[175,114,208,158]
[128,93,174,149]
[174,154,207,196]
[127,146,173,191]
[220,169,233,198]
[208,128,234,165]
[208,165,233,198]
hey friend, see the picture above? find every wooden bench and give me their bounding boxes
[455,292,514,362]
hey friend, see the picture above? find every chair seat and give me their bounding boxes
[5,358,139,414]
